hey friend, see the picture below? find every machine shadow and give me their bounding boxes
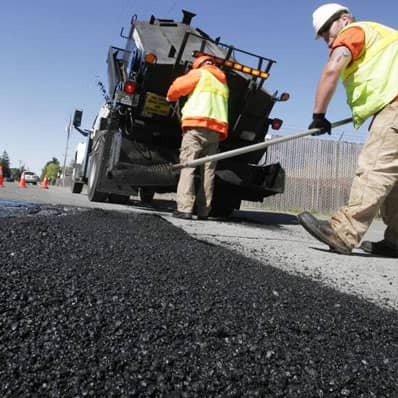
[126,196,298,228]
[233,209,299,226]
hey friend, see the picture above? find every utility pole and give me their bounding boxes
[62,116,72,187]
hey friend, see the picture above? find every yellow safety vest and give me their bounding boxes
[340,21,398,128]
[181,69,229,125]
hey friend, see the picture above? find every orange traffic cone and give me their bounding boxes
[41,176,49,189]
[0,166,4,188]
[18,171,27,188]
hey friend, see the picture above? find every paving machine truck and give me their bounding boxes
[71,9,289,217]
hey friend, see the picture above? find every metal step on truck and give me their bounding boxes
[71,9,289,217]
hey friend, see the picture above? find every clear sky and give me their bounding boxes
[0,0,396,174]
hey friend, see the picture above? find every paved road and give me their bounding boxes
[1,181,397,310]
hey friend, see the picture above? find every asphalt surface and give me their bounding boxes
[0,203,397,396]
[1,183,397,314]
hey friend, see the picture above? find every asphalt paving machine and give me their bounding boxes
[71,9,289,217]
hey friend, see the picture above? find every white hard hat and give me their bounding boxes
[312,3,350,39]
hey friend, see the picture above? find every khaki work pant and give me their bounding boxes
[330,102,398,249]
[176,127,220,217]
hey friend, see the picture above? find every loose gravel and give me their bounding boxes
[0,209,397,397]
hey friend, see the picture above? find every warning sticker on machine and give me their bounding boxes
[142,92,171,117]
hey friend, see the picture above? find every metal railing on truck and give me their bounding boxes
[174,31,277,90]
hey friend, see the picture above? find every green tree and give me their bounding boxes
[0,150,11,178]
[41,157,60,185]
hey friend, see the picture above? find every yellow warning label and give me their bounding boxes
[143,92,171,116]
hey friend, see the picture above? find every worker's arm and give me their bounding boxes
[314,46,352,113]
[166,70,201,102]
[310,46,352,135]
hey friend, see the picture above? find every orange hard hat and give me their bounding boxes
[192,55,215,69]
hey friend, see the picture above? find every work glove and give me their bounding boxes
[309,113,331,136]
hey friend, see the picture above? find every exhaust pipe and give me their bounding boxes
[181,10,196,25]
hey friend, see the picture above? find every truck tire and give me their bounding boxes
[139,188,155,204]
[109,193,130,204]
[209,191,241,218]
[71,182,83,194]
[209,201,239,218]
[71,165,83,194]
[87,136,107,202]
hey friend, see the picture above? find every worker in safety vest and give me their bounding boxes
[167,55,229,220]
[298,3,398,258]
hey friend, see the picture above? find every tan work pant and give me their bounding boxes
[176,127,220,217]
[331,102,398,249]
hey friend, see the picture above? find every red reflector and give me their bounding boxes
[124,81,136,94]
[271,118,283,130]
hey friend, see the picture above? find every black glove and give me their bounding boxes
[309,113,331,136]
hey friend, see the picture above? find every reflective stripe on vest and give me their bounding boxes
[340,22,398,128]
[181,69,229,125]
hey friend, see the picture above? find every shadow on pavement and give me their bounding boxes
[233,209,299,226]
[310,246,385,258]
[122,196,299,227]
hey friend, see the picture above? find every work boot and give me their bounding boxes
[297,211,351,254]
[172,211,192,220]
[359,240,398,258]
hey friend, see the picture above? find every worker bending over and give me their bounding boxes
[167,55,229,220]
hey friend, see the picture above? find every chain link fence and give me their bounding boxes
[243,137,363,214]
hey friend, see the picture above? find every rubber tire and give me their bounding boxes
[71,182,83,194]
[71,165,83,194]
[139,188,155,204]
[209,192,241,218]
[108,193,130,204]
[87,136,107,202]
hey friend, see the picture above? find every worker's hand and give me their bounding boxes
[309,113,331,136]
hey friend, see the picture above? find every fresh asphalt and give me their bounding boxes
[1,182,396,310]
[0,182,397,396]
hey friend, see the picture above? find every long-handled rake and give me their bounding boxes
[172,117,353,170]
[109,118,353,183]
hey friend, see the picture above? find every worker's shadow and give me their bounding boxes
[232,209,298,227]
[311,246,393,258]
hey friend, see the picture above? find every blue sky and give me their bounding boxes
[0,0,396,174]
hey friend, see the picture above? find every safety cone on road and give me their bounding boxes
[41,176,49,189]
[0,166,4,188]
[18,171,27,188]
